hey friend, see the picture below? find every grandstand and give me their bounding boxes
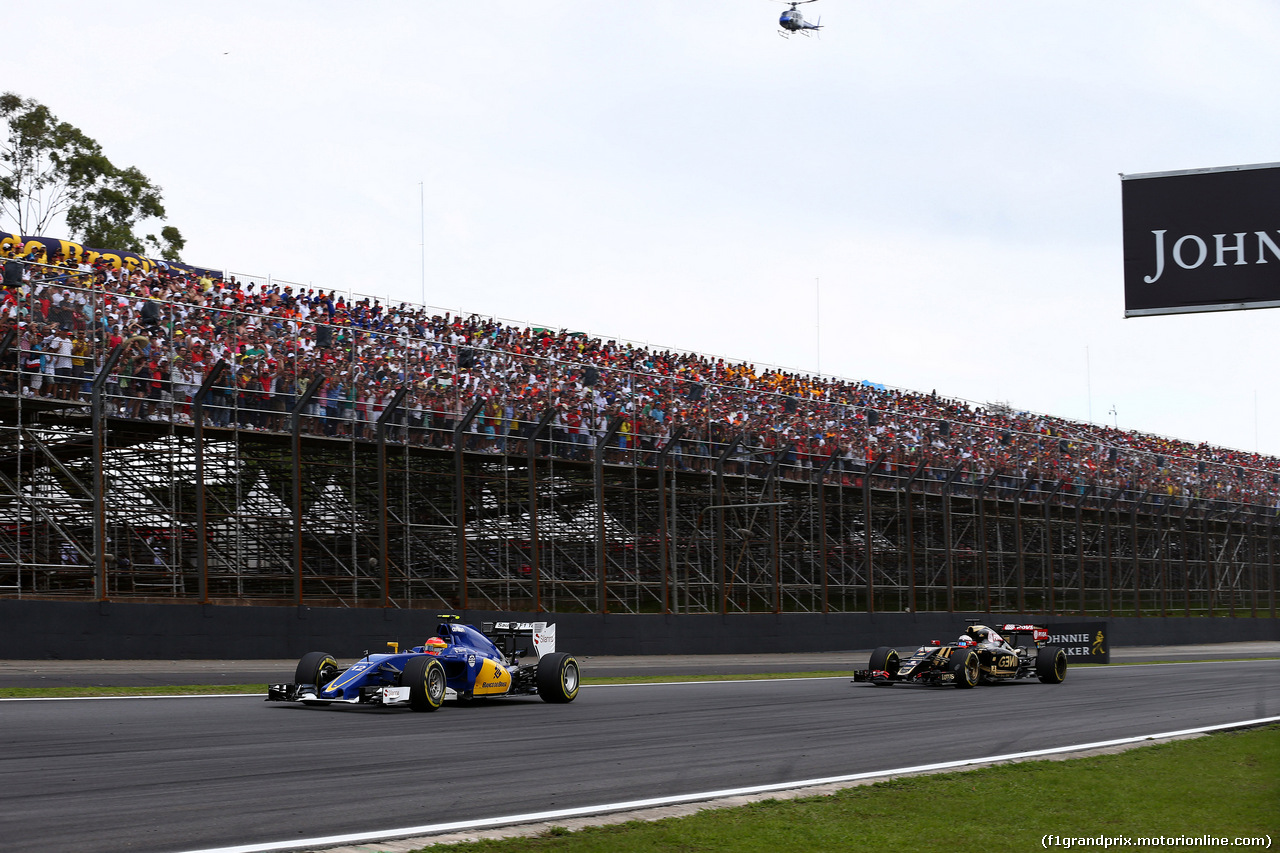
[0,235,1276,618]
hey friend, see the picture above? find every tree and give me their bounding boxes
[0,93,183,260]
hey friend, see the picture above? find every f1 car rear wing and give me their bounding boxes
[998,624,1050,643]
[482,621,556,659]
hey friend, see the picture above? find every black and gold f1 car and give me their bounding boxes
[853,623,1067,689]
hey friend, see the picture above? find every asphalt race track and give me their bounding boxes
[4,642,1279,688]
[1,659,1276,853]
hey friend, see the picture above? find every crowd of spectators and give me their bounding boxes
[1,239,1277,510]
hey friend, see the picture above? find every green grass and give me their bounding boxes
[579,671,853,685]
[1073,657,1280,667]
[414,726,1280,852]
[0,684,266,698]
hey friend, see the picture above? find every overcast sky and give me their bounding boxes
[6,1,1278,458]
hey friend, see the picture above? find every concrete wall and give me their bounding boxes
[1,600,1275,659]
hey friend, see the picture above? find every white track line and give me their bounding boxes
[179,715,1280,853]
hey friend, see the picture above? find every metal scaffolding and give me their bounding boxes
[0,271,1273,615]
[0,395,1274,618]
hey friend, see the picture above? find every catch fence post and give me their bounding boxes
[452,398,485,610]
[192,360,228,603]
[91,344,125,601]
[523,407,557,612]
[290,376,325,605]
[655,425,685,613]
[377,386,409,608]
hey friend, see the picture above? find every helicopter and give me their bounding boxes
[777,0,822,37]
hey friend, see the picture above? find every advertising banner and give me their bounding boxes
[1045,621,1109,664]
[1121,162,1280,317]
[0,231,222,278]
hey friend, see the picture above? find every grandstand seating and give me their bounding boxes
[1,248,1277,510]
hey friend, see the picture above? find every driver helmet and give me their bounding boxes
[965,625,991,645]
[424,636,448,655]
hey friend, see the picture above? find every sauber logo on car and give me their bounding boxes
[533,623,556,657]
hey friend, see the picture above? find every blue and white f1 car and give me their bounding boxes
[266,617,579,711]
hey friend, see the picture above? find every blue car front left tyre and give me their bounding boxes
[404,656,447,711]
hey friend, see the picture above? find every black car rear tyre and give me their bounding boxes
[404,656,447,711]
[951,648,979,688]
[868,646,900,685]
[536,652,580,703]
[1036,646,1068,684]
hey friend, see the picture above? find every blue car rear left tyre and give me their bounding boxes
[536,652,580,703]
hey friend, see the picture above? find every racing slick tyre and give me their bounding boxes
[867,646,900,685]
[294,651,340,704]
[951,648,979,689]
[1036,646,1068,684]
[295,651,340,687]
[536,652,580,704]
[404,655,447,712]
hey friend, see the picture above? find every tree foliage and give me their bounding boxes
[0,93,183,260]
